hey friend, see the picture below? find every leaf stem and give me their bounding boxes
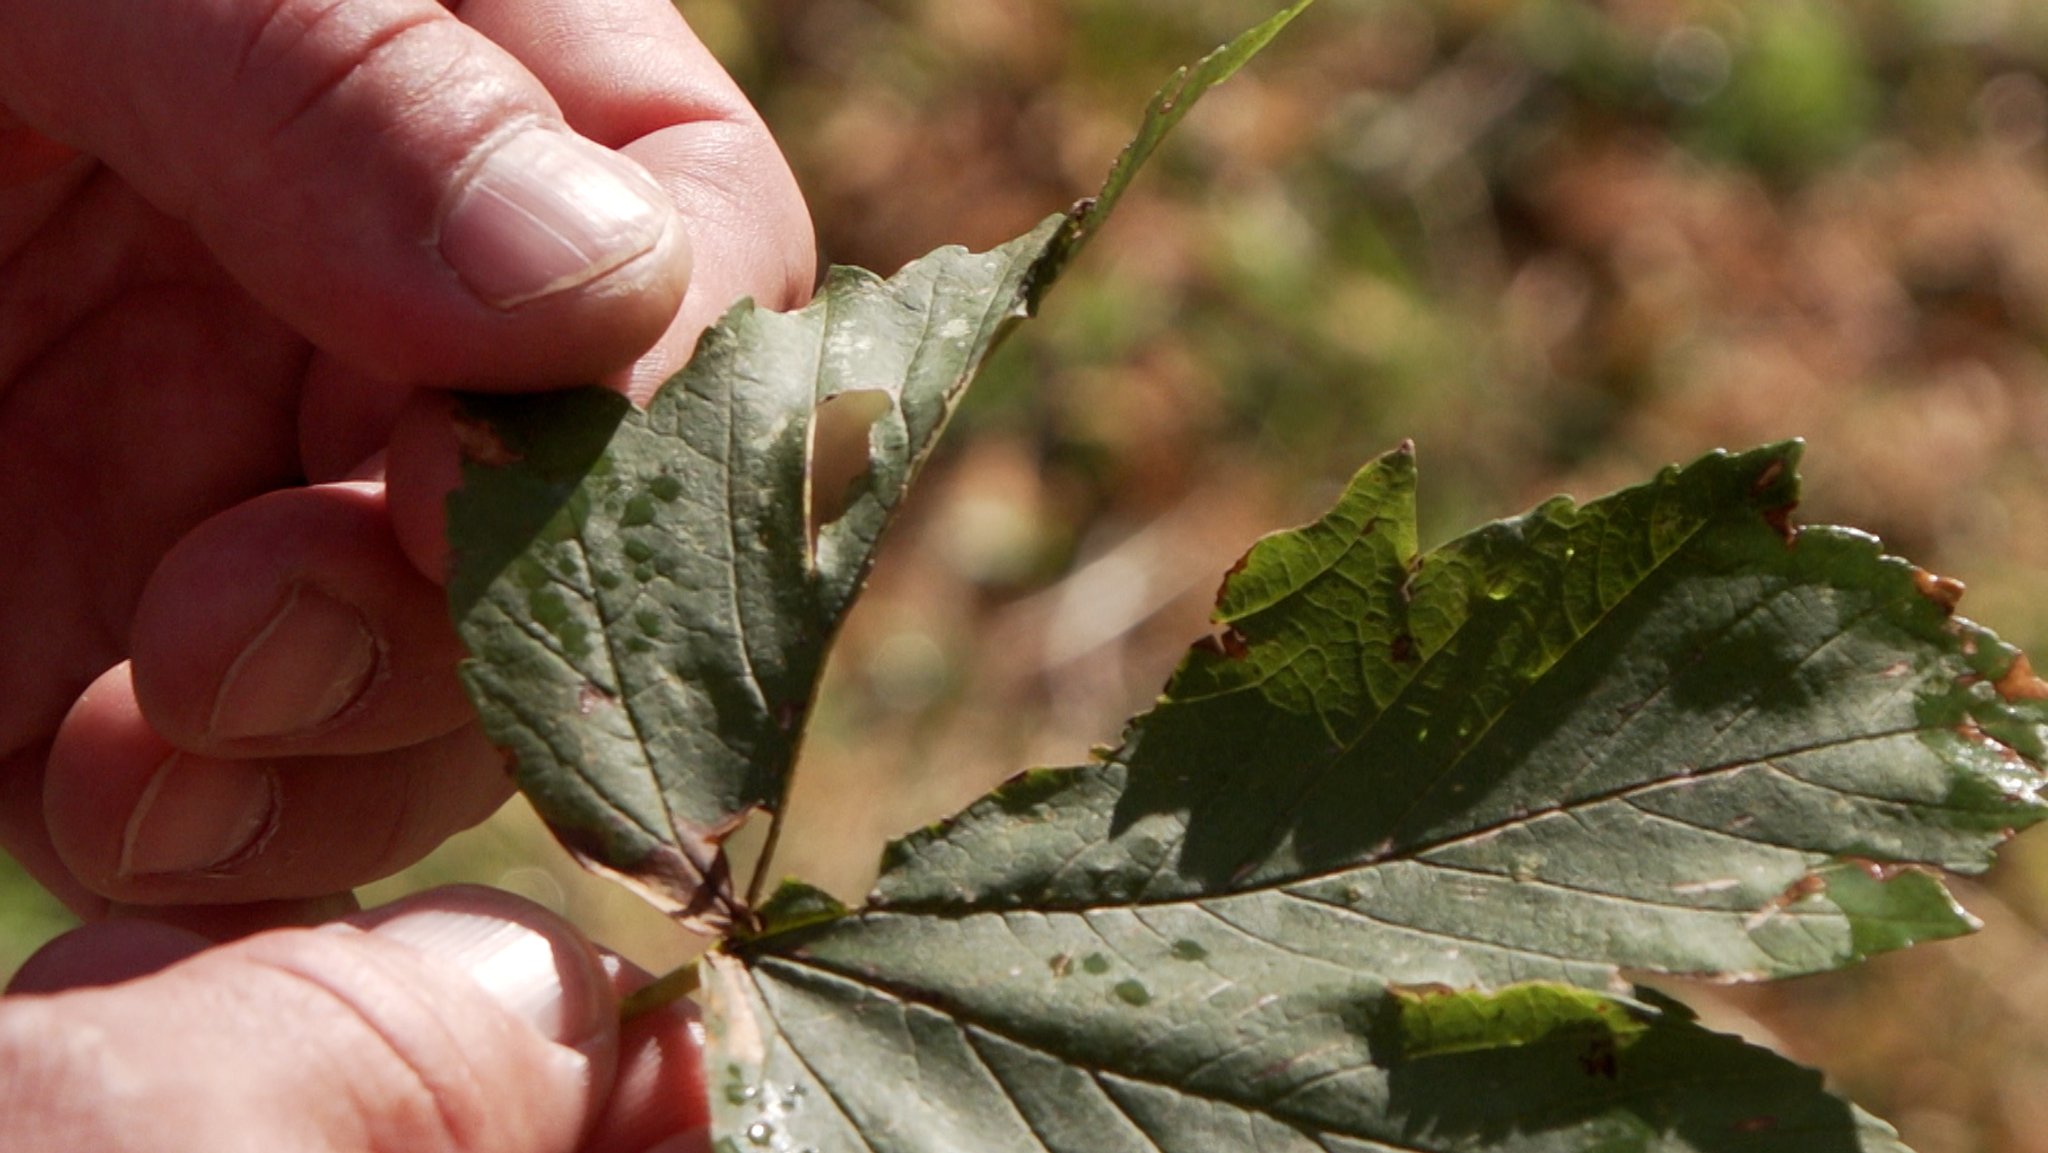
[744,810,785,911]
[620,961,702,1021]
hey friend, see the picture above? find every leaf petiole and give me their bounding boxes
[620,961,701,1021]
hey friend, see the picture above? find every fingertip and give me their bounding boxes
[7,919,211,994]
[438,125,692,316]
[43,663,173,887]
[582,960,712,1153]
[350,885,619,1059]
[129,482,472,754]
[387,390,464,584]
[6,888,626,1152]
[0,0,694,388]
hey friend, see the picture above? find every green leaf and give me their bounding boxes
[443,2,1321,922]
[1024,0,1321,307]
[705,443,2044,1151]
[703,952,1910,1153]
[445,219,1056,919]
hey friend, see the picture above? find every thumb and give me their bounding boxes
[0,0,690,386]
[1,887,706,1153]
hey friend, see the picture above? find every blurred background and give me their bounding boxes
[12,0,2048,1147]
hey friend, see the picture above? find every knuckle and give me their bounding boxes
[233,933,496,1153]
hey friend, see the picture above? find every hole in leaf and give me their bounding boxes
[807,389,893,554]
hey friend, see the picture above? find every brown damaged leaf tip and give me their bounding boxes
[1751,460,1797,543]
[1913,568,1967,615]
[1996,653,2048,702]
[1761,503,1798,544]
[1196,626,1252,660]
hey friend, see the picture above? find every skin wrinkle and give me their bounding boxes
[239,939,495,1153]
[0,149,94,273]
[0,997,121,1150]
[224,19,516,262]
[0,167,219,385]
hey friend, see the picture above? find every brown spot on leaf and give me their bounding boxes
[1781,872,1829,902]
[451,411,522,467]
[1913,568,1966,614]
[577,683,615,716]
[1734,1116,1779,1135]
[1761,504,1798,544]
[1751,459,1787,494]
[1391,633,1418,663]
[1843,858,1914,883]
[1745,869,1830,931]
[1996,653,2048,702]
[1957,716,2033,774]
[1198,626,1251,660]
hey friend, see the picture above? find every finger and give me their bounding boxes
[386,388,471,582]
[619,119,819,394]
[5,919,210,993]
[0,104,80,188]
[320,0,815,522]
[0,0,691,387]
[129,481,472,754]
[106,891,365,942]
[452,0,816,387]
[0,887,632,1153]
[46,664,510,904]
[0,742,108,919]
[583,964,714,1153]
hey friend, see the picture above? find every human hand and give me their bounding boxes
[4,886,710,1153]
[0,0,814,929]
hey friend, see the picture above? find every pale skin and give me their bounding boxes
[0,0,814,1148]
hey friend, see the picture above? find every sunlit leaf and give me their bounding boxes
[705,443,2044,1151]
[443,1,1321,923]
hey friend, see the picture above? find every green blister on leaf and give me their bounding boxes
[1389,981,1653,1060]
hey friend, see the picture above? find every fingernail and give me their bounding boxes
[210,584,378,740]
[367,902,608,1051]
[119,753,280,877]
[439,126,674,309]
